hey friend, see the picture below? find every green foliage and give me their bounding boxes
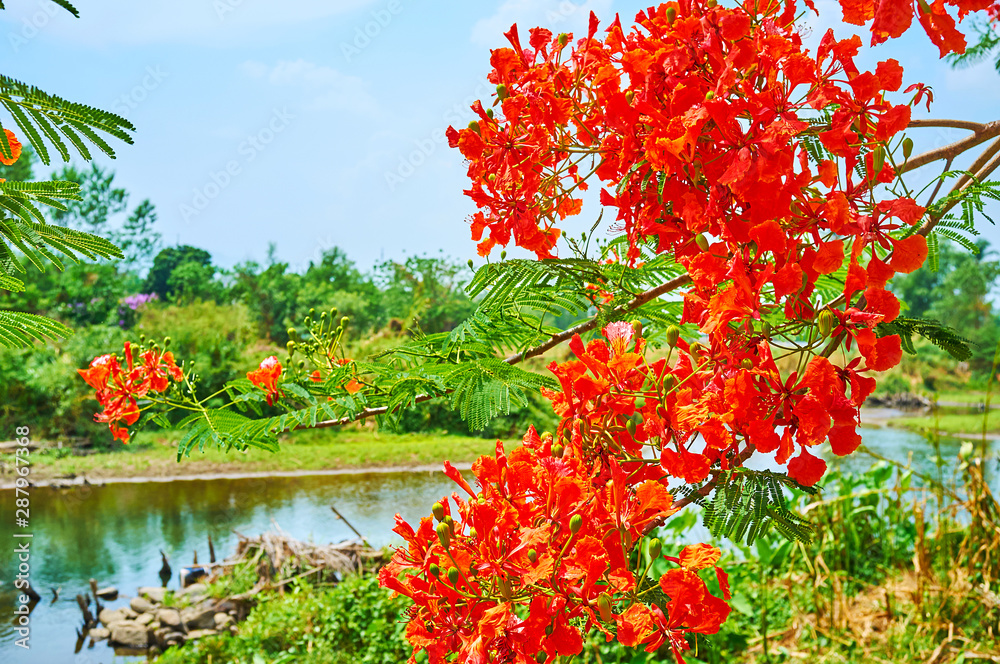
[682,469,818,546]
[0,309,69,346]
[49,163,161,267]
[877,316,974,361]
[136,300,257,399]
[143,245,214,300]
[890,238,1000,372]
[0,323,129,445]
[156,574,412,664]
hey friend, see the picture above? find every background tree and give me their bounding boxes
[143,245,214,300]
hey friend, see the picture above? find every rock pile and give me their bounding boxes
[87,583,249,655]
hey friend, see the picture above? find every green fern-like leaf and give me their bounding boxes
[0,74,134,165]
[0,309,70,347]
[877,317,974,361]
[0,215,123,276]
[697,469,816,545]
[445,357,558,431]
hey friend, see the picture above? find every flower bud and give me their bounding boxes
[341,316,350,327]
[286,340,296,355]
[429,563,440,578]
[552,444,564,458]
[662,375,677,391]
[631,319,643,338]
[163,336,171,347]
[500,250,507,260]
[436,521,451,548]
[873,146,885,173]
[468,259,475,270]
[903,137,913,159]
[597,593,613,622]
[625,90,635,104]
[689,341,703,356]
[761,320,773,337]
[468,120,481,135]
[432,502,445,521]
[665,325,681,347]
[485,107,494,119]
[558,33,569,47]
[536,653,547,663]
[569,514,583,534]
[695,233,710,252]
[626,420,637,437]
[287,327,298,342]
[707,0,717,6]
[469,528,478,539]
[665,6,676,23]
[705,90,715,101]
[648,537,662,559]
[741,357,754,370]
[817,309,836,338]
[447,567,460,584]
[496,84,508,100]
[528,548,538,563]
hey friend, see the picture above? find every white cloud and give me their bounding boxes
[0,0,379,47]
[471,0,614,48]
[241,59,380,114]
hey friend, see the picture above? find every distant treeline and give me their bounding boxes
[0,150,556,445]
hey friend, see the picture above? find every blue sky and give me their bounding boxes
[2,0,998,273]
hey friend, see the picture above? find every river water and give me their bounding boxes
[1,425,997,664]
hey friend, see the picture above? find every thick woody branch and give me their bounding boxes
[902,120,1000,174]
[906,119,988,132]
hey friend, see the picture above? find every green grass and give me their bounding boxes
[931,390,993,404]
[21,428,506,482]
[892,409,1000,435]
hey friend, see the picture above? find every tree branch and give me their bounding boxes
[902,120,1000,173]
[907,119,987,132]
[503,273,692,364]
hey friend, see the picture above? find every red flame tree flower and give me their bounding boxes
[382,1,1000,662]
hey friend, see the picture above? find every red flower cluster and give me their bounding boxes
[247,356,283,405]
[390,1,999,661]
[440,0,999,487]
[839,0,1000,55]
[381,390,730,663]
[78,342,183,443]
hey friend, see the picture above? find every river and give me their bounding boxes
[1,424,997,664]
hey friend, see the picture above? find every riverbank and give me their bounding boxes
[0,428,502,487]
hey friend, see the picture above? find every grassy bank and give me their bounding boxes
[891,408,1000,436]
[6,428,504,483]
